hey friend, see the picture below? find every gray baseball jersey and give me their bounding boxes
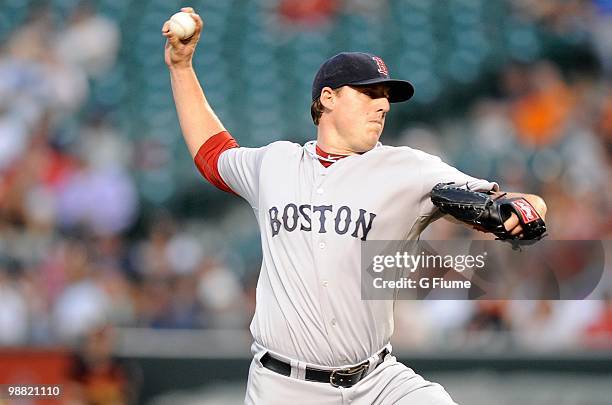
[216,139,497,367]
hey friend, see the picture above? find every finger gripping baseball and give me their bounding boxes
[430,183,547,241]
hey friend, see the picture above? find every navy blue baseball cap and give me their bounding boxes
[311,52,414,103]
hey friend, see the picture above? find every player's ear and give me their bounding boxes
[320,87,336,110]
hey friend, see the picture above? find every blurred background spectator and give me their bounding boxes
[68,324,141,404]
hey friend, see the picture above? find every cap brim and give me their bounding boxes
[348,78,415,103]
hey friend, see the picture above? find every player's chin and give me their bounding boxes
[357,131,382,152]
[368,126,383,141]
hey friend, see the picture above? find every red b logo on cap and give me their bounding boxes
[372,56,389,76]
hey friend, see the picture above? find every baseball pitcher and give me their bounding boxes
[163,8,547,404]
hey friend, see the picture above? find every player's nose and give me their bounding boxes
[375,97,390,114]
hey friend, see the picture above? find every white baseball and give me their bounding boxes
[169,12,196,40]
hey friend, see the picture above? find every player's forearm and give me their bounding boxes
[169,65,226,157]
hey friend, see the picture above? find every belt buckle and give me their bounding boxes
[329,363,368,388]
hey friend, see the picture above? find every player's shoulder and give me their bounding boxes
[257,140,303,159]
[265,140,302,152]
[225,140,300,157]
[374,144,444,164]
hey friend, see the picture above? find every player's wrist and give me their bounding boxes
[504,192,547,218]
[168,61,194,72]
[525,194,547,218]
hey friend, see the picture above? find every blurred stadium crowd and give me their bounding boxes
[0,0,611,354]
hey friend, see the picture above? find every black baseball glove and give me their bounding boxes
[430,182,547,242]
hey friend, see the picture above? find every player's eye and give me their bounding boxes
[358,86,390,100]
[355,87,377,98]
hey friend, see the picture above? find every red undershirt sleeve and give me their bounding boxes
[193,131,239,194]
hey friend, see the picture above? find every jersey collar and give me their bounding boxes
[304,140,383,166]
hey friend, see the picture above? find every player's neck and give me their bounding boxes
[316,126,358,156]
[316,141,354,156]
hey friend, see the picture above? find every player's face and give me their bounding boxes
[332,84,391,152]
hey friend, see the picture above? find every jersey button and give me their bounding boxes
[322,280,328,287]
[319,242,326,249]
[331,319,337,326]
[316,188,324,194]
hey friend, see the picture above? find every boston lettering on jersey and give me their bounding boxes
[268,204,377,241]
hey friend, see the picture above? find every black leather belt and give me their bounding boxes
[260,348,389,388]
